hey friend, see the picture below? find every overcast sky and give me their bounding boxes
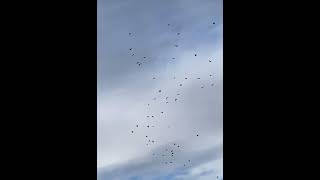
[97,0,223,179]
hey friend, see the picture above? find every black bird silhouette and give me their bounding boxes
[131,130,134,133]
[153,77,156,79]
[151,116,154,118]
[197,78,200,79]
[152,140,155,143]
[177,145,180,148]
[168,24,170,26]
[161,112,164,114]
[197,134,199,136]
[174,143,176,146]
[166,97,168,100]
[179,84,182,86]
[209,60,212,62]
[210,74,213,77]
[136,125,138,127]
[148,104,150,106]
[166,102,168,104]
[195,54,197,56]
[172,58,175,60]
[213,22,215,24]
[185,78,188,79]
[188,160,191,162]
[158,90,162,93]
[147,125,150,128]
[129,48,132,50]
[146,136,148,138]
[132,54,135,56]
[147,116,149,118]
[143,57,146,58]
[201,86,204,88]
[177,93,180,95]
[177,33,180,35]
[175,98,178,101]
[129,33,132,35]
[174,45,179,47]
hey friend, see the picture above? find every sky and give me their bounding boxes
[97,0,223,179]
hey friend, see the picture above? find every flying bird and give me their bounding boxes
[129,33,132,35]
[131,130,134,133]
[194,54,197,56]
[179,84,182,86]
[177,33,180,35]
[129,48,132,50]
[209,60,212,62]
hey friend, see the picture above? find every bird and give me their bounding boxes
[197,134,199,136]
[151,116,154,118]
[174,45,179,47]
[177,93,180,95]
[129,48,132,50]
[158,90,162,93]
[153,77,156,79]
[185,77,188,79]
[209,60,212,62]
[166,97,168,100]
[210,74,213,77]
[143,57,146,58]
[136,125,138,127]
[213,22,215,24]
[147,116,149,118]
[172,58,175,60]
[179,84,182,86]
[129,33,132,35]
[166,102,168,104]
[161,112,164,114]
[146,136,148,138]
[147,125,150,128]
[195,54,197,56]
[177,145,180,148]
[168,24,170,26]
[174,143,176,146]
[211,83,214,86]
[188,160,191,162]
[177,33,180,35]
[148,104,150,106]
[132,54,135,56]
[131,130,134,133]
[175,98,178,101]
[201,86,204,88]
[152,140,155,143]
[197,78,200,79]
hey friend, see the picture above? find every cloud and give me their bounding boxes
[97,0,223,179]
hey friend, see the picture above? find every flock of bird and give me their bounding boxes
[126,20,221,178]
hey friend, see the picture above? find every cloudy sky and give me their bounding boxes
[97,0,223,179]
